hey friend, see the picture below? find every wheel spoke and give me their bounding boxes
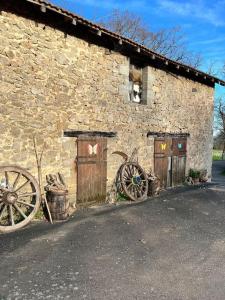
[123,174,130,181]
[132,166,138,176]
[124,166,130,177]
[5,171,9,188]
[127,182,133,191]
[15,179,30,193]
[18,192,37,198]
[136,186,142,197]
[139,171,144,177]
[123,179,132,183]
[136,185,143,197]
[134,165,139,175]
[134,187,137,198]
[13,172,21,190]
[131,185,136,197]
[17,200,35,208]
[9,204,14,226]
[129,165,135,176]
[0,204,6,221]
[125,167,132,178]
[13,203,27,219]
[124,168,130,177]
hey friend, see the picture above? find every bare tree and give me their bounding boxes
[214,98,225,158]
[206,60,219,77]
[100,10,202,68]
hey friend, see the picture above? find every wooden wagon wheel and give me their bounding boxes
[0,166,41,233]
[120,162,148,201]
[115,165,130,201]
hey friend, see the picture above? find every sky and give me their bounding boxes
[51,0,225,98]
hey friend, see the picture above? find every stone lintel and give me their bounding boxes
[64,130,117,138]
[147,132,190,138]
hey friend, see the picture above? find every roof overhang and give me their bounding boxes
[3,0,225,87]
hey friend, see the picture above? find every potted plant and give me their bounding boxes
[189,169,201,184]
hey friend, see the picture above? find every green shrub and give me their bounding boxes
[189,169,200,179]
[117,192,130,202]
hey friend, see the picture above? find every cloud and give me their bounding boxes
[191,37,225,46]
[204,49,225,58]
[157,0,225,26]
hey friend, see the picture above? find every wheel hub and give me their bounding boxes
[132,176,141,185]
[3,191,18,205]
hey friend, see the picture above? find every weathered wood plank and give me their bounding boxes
[64,130,117,138]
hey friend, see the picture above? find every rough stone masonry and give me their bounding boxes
[0,4,214,204]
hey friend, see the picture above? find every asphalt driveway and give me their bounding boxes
[1,162,225,300]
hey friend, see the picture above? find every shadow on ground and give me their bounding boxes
[1,162,225,299]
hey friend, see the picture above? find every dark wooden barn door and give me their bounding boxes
[76,137,107,205]
[154,137,187,188]
[171,138,187,186]
[154,138,172,189]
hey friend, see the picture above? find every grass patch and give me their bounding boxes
[34,208,45,220]
[117,192,130,202]
[213,149,224,161]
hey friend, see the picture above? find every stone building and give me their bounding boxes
[0,0,224,205]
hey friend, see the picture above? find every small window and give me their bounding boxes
[129,63,143,103]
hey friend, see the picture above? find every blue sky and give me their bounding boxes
[51,0,225,98]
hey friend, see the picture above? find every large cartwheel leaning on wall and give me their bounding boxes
[0,166,41,233]
[113,149,149,201]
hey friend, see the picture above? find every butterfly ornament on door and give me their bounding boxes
[161,143,167,151]
[88,144,98,156]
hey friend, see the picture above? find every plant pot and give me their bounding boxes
[193,178,200,185]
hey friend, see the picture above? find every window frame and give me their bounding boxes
[129,59,147,105]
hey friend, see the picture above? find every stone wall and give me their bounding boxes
[0,9,214,203]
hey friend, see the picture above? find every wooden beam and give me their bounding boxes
[97,30,102,36]
[72,18,77,26]
[64,130,117,138]
[40,5,46,13]
[147,131,190,138]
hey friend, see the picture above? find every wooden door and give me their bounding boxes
[171,138,187,186]
[154,138,172,189]
[76,137,107,205]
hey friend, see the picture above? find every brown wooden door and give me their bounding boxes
[154,137,187,188]
[171,138,187,186]
[154,138,172,189]
[76,137,107,205]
